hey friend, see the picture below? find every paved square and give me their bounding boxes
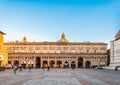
[0,68,120,85]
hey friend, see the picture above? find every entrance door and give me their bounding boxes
[57,61,62,68]
[21,64,26,68]
[36,57,41,68]
[71,61,75,68]
[85,61,91,68]
[64,61,69,68]
[50,61,55,68]
[78,57,83,68]
[43,61,48,67]
[14,61,19,66]
[28,64,33,68]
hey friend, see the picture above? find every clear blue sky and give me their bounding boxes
[0,0,120,45]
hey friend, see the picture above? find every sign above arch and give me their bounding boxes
[21,61,26,64]
[28,61,33,64]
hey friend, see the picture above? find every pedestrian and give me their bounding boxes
[28,67,31,72]
[2,66,5,71]
[19,66,22,71]
[115,66,118,71]
[42,66,44,71]
[13,65,17,74]
[47,66,50,71]
[72,66,74,70]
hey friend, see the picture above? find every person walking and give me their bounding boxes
[13,65,17,74]
[28,67,31,72]
[42,66,44,71]
[19,66,22,71]
[47,66,50,71]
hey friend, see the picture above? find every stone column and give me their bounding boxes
[69,61,71,68]
[33,57,36,68]
[69,56,71,68]
[83,58,86,68]
[62,56,64,68]
[48,56,50,66]
[91,58,93,67]
[41,57,43,67]
[11,61,14,66]
[98,57,100,66]
[76,57,78,68]
[26,60,28,68]
[55,56,57,68]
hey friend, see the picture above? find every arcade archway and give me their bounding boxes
[28,61,33,68]
[71,61,75,68]
[43,61,48,67]
[85,61,91,68]
[64,61,69,68]
[50,61,55,68]
[35,57,41,68]
[8,61,11,64]
[78,57,83,68]
[57,61,62,68]
[21,61,26,68]
[14,60,19,66]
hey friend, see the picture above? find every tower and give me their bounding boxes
[23,36,27,43]
[59,33,69,42]
[0,31,8,67]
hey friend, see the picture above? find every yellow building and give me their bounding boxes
[0,31,8,67]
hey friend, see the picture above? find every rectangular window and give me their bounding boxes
[94,50,96,53]
[87,50,89,53]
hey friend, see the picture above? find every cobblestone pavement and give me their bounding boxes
[0,68,120,85]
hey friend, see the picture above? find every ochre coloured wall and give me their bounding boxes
[0,32,8,67]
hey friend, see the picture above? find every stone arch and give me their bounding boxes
[28,61,34,68]
[43,61,48,67]
[57,61,62,68]
[36,57,41,68]
[78,57,83,68]
[63,61,69,68]
[21,61,26,68]
[71,61,76,68]
[8,61,11,64]
[85,61,91,68]
[14,60,19,66]
[50,61,55,68]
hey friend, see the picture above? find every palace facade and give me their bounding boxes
[1,31,108,68]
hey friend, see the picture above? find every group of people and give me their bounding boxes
[42,66,50,71]
[12,65,32,74]
[12,65,76,74]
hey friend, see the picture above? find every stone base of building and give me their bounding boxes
[104,61,120,70]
